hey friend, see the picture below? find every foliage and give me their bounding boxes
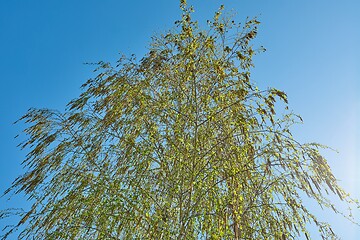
[1,3,358,239]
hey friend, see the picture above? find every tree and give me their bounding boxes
[1,3,358,239]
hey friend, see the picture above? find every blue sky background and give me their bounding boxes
[0,0,359,238]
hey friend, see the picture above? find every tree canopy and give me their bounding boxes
[1,3,358,239]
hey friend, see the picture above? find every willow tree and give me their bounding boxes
[1,3,358,240]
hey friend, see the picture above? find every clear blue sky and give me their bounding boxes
[0,0,359,238]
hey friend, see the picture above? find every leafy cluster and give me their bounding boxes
[1,4,357,240]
